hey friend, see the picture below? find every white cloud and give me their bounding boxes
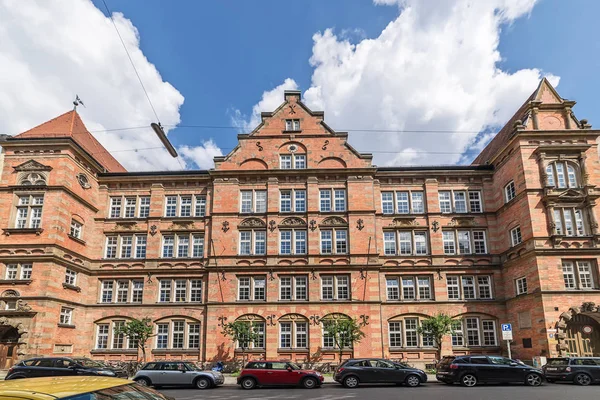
[238,0,551,166]
[179,140,223,170]
[0,0,220,171]
[231,78,298,132]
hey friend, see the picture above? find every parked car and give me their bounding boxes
[5,357,127,380]
[0,376,174,400]
[133,361,224,389]
[543,357,600,385]
[334,358,427,388]
[237,360,324,389]
[436,355,544,387]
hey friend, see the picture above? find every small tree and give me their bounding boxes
[113,317,154,363]
[222,321,260,366]
[322,317,366,363]
[417,313,455,362]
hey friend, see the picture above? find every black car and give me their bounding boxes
[436,355,544,387]
[5,357,128,380]
[543,357,600,385]
[334,358,427,388]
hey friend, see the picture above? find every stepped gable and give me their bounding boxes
[14,110,126,173]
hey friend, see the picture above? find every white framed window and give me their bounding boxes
[438,190,482,213]
[163,195,207,217]
[562,261,595,290]
[109,197,122,218]
[279,230,307,255]
[279,154,306,169]
[381,191,425,214]
[482,320,497,346]
[105,235,147,259]
[446,275,493,300]
[388,318,433,348]
[69,220,83,239]
[153,320,201,350]
[237,276,266,301]
[239,230,266,255]
[321,275,350,300]
[234,319,265,349]
[386,278,400,300]
[553,208,586,236]
[279,189,307,213]
[510,226,522,246]
[279,320,308,348]
[386,276,433,300]
[515,276,527,295]
[504,181,516,203]
[285,119,300,131]
[139,196,151,218]
[99,279,144,304]
[442,231,456,254]
[240,190,267,213]
[389,322,403,347]
[452,317,498,347]
[65,269,77,286]
[546,161,580,188]
[320,229,348,254]
[320,189,346,212]
[382,192,394,214]
[59,307,73,325]
[124,197,136,218]
[109,196,151,218]
[4,263,33,280]
[161,233,204,258]
[96,324,110,349]
[451,320,463,346]
[157,279,202,303]
[195,195,207,217]
[279,276,308,300]
[15,194,44,228]
[439,192,452,213]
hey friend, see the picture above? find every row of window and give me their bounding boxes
[90,316,498,351]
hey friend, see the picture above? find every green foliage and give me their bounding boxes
[321,317,366,362]
[222,321,261,364]
[416,313,455,360]
[113,317,154,362]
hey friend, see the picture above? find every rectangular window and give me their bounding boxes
[320,190,332,212]
[280,322,292,348]
[462,276,476,299]
[404,318,418,347]
[466,318,480,346]
[112,320,125,349]
[389,322,402,347]
[255,191,267,213]
[20,264,32,280]
[414,232,427,255]
[451,320,463,346]
[447,276,460,299]
[296,322,308,348]
[280,155,292,169]
[238,277,250,300]
[190,280,202,302]
[396,192,409,214]
[280,191,292,213]
[194,195,206,217]
[439,192,452,213]
[482,320,497,346]
[505,181,516,203]
[443,231,455,254]
[335,230,348,254]
[179,196,192,217]
[386,278,399,300]
[295,276,307,300]
[554,208,586,236]
[172,321,185,349]
[477,276,492,299]
[5,264,17,280]
[116,281,129,303]
[337,275,349,299]
[131,280,144,303]
[162,236,174,258]
[238,277,266,301]
[294,190,306,212]
[457,231,471,254]
[412,192,424,213]
[65,269,77,286]
[254,231,266,255]
[294,155,306,169]
[174,280,187,302]
[454,191,467,213]
[254,277,266,300]
[101,281,114,303]
[59,307,72,325]
[124,197,136,218]
[239,231,251,255]
[120,236,132,258]
[280,276,292,300]
[510,226,522,246]
[469,191,482,213]
[139,196,151,218]
[398,231,412,255]
[320,230,332,254]
[402,277,415,300]
[240,191,266,213]
[105,237,118,258]
[156,324,169,349]
[159,280,172,302]
[321,275,350,300]
[382,192,394,214]
[384,232,396,255]
[70,220,82,239]
[295,230,306,254]
[188,323,200,348]
[16,194,44,228]
[563,261,595,289]
[97,324,109,349]
[418,276,432,299]
[135,236,147,258]
[516,276,527,295]
[192,235,204,258]
[334,190,346,211]
[280,230,292,254]
[165,196,177,217]
[177,236,189,258]
[473,231,487,254]
[109,197,122,218]
[285,119,300,131]
[240,191,253,213]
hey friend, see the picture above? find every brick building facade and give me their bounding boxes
[0,78,599,369]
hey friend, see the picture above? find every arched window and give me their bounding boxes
[450,315,498,347]
[235,314,265,349]
[154,317,201,350]
[321,313,355,349]
[387,315,434,348]
[546,161,580,188]
[279,314,309,349]
[94,318,137,351]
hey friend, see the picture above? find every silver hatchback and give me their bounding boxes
[134,361,224,389]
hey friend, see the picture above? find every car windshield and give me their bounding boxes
[74,359,108,368]
[184,362,201,371]
[63,383,167,400]
[546,359,569,366]
[288,363,302,370]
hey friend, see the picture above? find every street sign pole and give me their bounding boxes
[502,323,513,359]
[507,339,511,359]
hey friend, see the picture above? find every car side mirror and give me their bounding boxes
[287,367,293,372]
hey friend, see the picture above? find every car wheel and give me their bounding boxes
[405,375,421,387]
[525,373,543,387]
[302,377,318,389]
[574,373,592,386]
[343,375,360,388]
[134,377,151,387]
[195,377,211,390]
[461,374,478,387]
[241,377,257,390]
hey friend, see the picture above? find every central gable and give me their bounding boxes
[213,91,372,171]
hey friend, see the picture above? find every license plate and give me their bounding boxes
[546,368,558,371]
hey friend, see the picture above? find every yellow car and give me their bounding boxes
[0,376,174,400]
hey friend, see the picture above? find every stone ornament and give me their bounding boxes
[320,216,348,227]
[238,218,265,228]
[279,217,307,227]
[77,173,91,189]
[554,301,600,356]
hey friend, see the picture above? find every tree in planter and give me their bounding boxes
[113,317,154,363]
[321,316,366,363]
[221,320,261,366]
[416,313,455,363]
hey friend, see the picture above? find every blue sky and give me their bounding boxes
[2,0,599,170]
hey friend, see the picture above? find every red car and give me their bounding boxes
[237,360,324,389]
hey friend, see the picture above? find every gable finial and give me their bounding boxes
[73,95,85,111]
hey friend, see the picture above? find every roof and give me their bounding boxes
[14,110,126,173]
[0,376,131,399]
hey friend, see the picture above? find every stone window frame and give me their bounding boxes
[279,189,307,213]
[383,230,428,256]
[380,190,425,215]
[104,234,147,259]
[319,228,348,254]
[13,193,45,229]
[515,276,528,296]
[553,207,587,237]
[108,195,151,219]
[239,190,267,214]
[320,274,350,301]
[319,188,346,212]
[321,313,353,349]
[238,229,266,256]
[278,314,309,349]
[64,269,77,286]
[545,160,582,189]
[438,189,483,214]
[441,229,488,255]
[160,233,204,259]
[162,194,206,218]
[94,317,140,351]
[504,181,516,203]
[387,315,435,349]
[3,262,33,281]
[69,217,84,240]
[156,278,203,303]
[278,275,308,301]
[451,315,499,348]
[510,226,522,247]
[59,307,73,326]
[234,314,266,350]
[154,317,202,351]
[284,119,301,132]
[279,229,307,255]
[98,279,145,304]
[562,260,597,290]
[385,275,434,301]
[237,276,267,301]
[445,275,494,300]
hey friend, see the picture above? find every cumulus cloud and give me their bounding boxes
[0,0,220,171]
[179,141,223,170]
[237,0,552,166]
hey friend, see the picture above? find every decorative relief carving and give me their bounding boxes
[167,221,195,231]
[238,218,265,228]
[320,216,348,227]
[1,290,20,298]
[279,217,307,227]
[20,172,47,186]
[256,141,263,151]
[448,217,477,227]
[387,218,419,228]
[13,160,52,172]
[322,140,329,150]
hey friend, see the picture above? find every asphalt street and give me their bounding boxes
[159,382,598,400]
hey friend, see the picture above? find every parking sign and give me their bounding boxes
[502,323,513,340]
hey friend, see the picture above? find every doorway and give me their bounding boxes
[564,314,600,357]
[0,326,19,369]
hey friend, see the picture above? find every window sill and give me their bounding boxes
[152,349,199,354]
[2,228,43,236]
[68,235,86,245]
[97,302,144,305]
[62,283,81,292]
[154,302,204,305]
[386,299,436,302]
[92,349,138,354]
[443,253,490,257]
[277,348,309,353]
[451,346,501,350]
[389,347,437,351]
[234,348,265,353]
[236,299,267,302]
[57,323,76,329]
[0,279,32,285]
[320,298,351,301]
